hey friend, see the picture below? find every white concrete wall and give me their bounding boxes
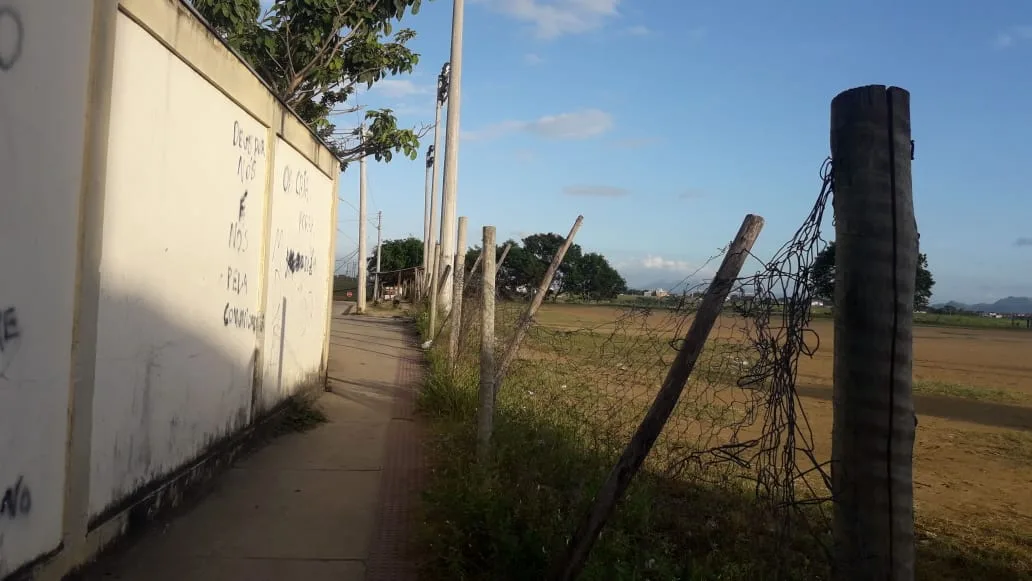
[0,1,96,576]
[260,139,336,410]
[0,0,338,574]
[88,12,272,517]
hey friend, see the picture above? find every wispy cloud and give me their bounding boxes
[614,254,718,289]
[641,255,694,271]
[563,185,629,197]
[514,148,538,162]
[623,24,652,36]
[463,109,614,141]
[679,188,705,200]
[475,0,622,39]
[1015,237,1032,247]
[612,136,661,149]
[524,52,544,65]
[368,79,430,98]
[993,25,1032,49]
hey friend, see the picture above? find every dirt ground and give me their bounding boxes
[532,303,1032,553]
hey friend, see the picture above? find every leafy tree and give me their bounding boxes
[566,252,627,301]
[367,237,422,275]
[193,0,428,169]
[809,241,935,310]
[520,233,583,299]
[466,235,626,301]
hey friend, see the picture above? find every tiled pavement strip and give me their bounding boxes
[78,307,427,581]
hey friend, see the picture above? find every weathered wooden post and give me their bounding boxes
[449,217,468,363]
[495,216,583,389]
[477,226,497,460]
[830,85,917,581]
[549,215,765,581]
[428,243,441,339]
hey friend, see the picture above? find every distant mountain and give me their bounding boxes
[933,296,1032,314]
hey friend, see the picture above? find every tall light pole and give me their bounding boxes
[438,0,465,314]
[357,124,368,314]
[428,62,449,289]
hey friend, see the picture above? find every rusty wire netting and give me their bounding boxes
[441,160,836,577]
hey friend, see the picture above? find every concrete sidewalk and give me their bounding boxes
[79,310,425,580]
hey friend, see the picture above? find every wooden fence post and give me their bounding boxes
[428,243,441,340]
[830,85,917,580]
[477,226,497,461]
[496,243,512,271]
[548,214,765,581]
[494,216,583,389]
[449,217,468,363]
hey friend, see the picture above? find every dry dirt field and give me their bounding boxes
[533,303,1032,557]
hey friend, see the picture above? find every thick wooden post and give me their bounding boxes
[548,215,764,581]
[830,85,917,581]
[477,226,497,460]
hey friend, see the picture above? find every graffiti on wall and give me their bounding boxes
[0,476,31,519]
[222,120,265,334]
[277,163,319,279]
[0,306,21,377]
[0,6,24,72]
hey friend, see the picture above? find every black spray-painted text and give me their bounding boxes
[223,304,265,333]
[0,476,31,519]
[286,249,315,276]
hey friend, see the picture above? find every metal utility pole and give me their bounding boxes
[428,62,449,289]
[438,0,465,314]
[374,210,383,304]
[357,124,368,314]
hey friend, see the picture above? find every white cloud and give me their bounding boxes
[514,148,537,162]
[612,136,661,149]
[563,185,629,197]
[993,25,1032,49]
[524,52,544,65]
[463,109,614,141]
[530,109,613,138]
[613,254,719,290]
[477,0,622,39]
[641,255,694,271]
[369,79,430,98]
[623,24,652,36]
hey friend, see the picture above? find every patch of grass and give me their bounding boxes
[965,430,1032,464]
[418,356,824,580]
[914,380,1029,404]
[415,304,1032,581]
[274,393,328,435]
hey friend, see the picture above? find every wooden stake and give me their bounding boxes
[477,226,497,460]
[548,214,765,581]
[494,216,584,388]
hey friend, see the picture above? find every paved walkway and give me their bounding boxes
[80,308,425,580]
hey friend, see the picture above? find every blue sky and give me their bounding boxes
[335,0,1032,303]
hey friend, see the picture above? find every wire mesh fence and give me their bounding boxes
[423,163,836,579]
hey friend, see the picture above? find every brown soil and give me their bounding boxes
[533,304,1032,555]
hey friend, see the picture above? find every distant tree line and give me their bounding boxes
[365,233,628,301]
[466,233,627,302]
